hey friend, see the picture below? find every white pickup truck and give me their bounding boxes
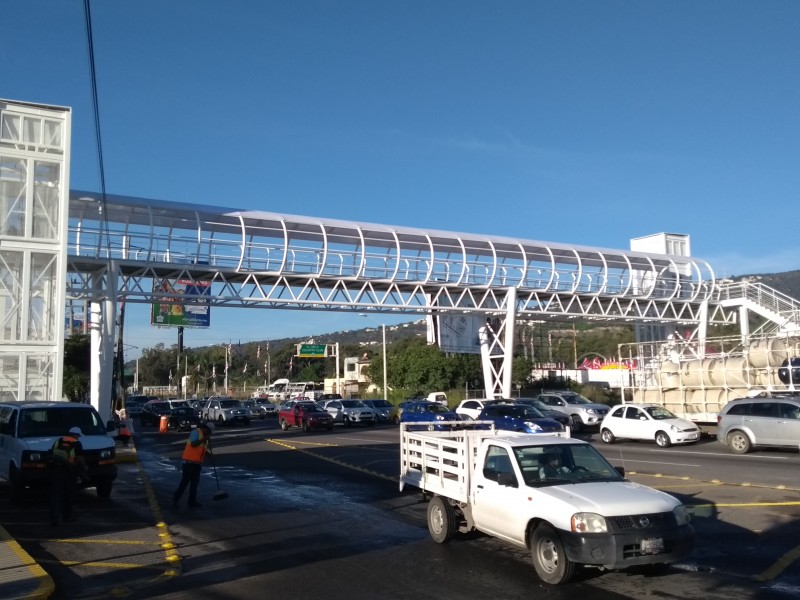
[399,424,693,584]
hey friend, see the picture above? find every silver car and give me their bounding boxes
[717,394,800,454]
[535,392,609,431]
[322,399,376,426]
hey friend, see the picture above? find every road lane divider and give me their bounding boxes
[266,438,397,483]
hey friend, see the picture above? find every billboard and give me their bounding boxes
[435,314,485,354]
[151,278,211,328]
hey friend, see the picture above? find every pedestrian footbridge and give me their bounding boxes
[2,98,799,420]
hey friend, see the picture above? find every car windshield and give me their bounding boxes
[342,400,366,408]
[368,400,392,408]
[645,406,677,420]
[302,404,325,413]
[513,443,623,487]
[220,400,240,408]
[562,393,591,405]
[425,403,451,414]
[18,407,106,438]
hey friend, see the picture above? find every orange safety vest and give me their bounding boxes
[181,429,207,463]
[51,435,80,465]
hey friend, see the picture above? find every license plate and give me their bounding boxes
[641,538,664,554]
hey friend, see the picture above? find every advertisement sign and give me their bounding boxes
[151,278,211,328]
[436,314,485,354]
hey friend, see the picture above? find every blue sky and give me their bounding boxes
[5,1,800,359]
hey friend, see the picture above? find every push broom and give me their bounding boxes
[207,442,229,501]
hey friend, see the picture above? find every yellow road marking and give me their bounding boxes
[266,438,397,483]
[17,538,160,545]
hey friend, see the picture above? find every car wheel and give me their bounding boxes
[393,416,401,425]
[217,416,224,426]
[344,415,351,427]
[727,430,752,454]
[96,480,113,499]
[280,419,289,431]
[655,431,671,448]
[427,496,457,543]
[427,423,436,431]
[326,425,334,431]
[530,523,575,585]
[302,420,310,432]
[570,416,582,433]
[600,428,616,444]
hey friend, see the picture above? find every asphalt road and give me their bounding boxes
[1,419,799,599]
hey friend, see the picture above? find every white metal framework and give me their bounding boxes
[66,191,725,326]
[0,99,71,404]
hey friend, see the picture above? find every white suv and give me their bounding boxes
[0,401,118,502]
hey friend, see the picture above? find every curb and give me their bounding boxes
[0,525,54,600]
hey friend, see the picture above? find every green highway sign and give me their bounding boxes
[297,343,327,358]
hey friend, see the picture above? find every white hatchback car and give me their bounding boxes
[600,403,700,447]
[455,398,510,420]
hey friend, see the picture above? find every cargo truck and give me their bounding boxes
[399,423,693,584]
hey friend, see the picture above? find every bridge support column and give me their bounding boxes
[89,264,117,424]
[479,287,517,398]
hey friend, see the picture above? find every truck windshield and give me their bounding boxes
[18,407,106,438]
[513,443,623,486]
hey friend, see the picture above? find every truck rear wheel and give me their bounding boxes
[427,496,457,543]
[530,524,575,584]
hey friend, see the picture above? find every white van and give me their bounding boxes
[0,401,118,502]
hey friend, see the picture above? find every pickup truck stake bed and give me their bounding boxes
[399,422,693,584]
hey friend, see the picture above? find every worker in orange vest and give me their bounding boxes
[172,422,214,509]
[48,426,88,526]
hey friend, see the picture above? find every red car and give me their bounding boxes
[279,402,334,432]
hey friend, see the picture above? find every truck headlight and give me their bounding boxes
[571,513,608,533]
[673,505,691,526]
[524,421,542,432]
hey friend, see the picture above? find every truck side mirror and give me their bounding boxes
[614,466,626,478]
[497,472,518,488]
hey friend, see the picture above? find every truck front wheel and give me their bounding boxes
[280,419,289,431]
[427,496,457,543]
[530,524,575,584]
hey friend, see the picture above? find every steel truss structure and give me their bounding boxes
[67,191,732,327]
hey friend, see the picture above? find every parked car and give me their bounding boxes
[476,404,565,434]
[455,398,510,421]
[240,400,267,420]
[513,398,572,429]
[203,397,250,426]
[777,358,800,385]
[600,403,700,447]
[400,401,461,431]
[321,399,376,426]
[167,406,202,432]
[362,399,393,423]
[123,395,148,419]
[317,393,343,402]
[389,400,417,425]
[140,399,185,427]
[717,393,800,454]
[535,391,609,431]
[260,402,280,417]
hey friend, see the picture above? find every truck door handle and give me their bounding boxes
[476,485,484,489]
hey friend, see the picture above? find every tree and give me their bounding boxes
[63,335,91,402]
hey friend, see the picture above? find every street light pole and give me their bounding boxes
[360,314,388,398]
[381,323,387,398]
